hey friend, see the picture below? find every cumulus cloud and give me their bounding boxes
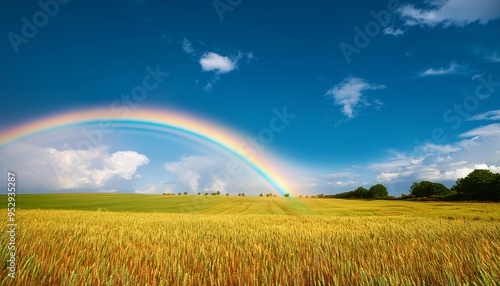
[199,52,237,74]
[325,77,385,119]
[134,183,157,194]
[196,51,253,91]
[163,155,275,195]
[0,145,148,191]
[369,123,500,187]
[398,0,500,27]
[419,62,464,77]
[376,172,400,182]
[165,155,225,193]
[203,177,227,194]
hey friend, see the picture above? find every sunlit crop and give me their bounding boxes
[1,196,499,285]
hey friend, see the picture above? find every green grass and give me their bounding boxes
[10,194,500,220]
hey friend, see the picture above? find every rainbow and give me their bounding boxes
[0,107,292,195]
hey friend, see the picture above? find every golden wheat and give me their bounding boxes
[1,208,500,285]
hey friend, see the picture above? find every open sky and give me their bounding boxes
[1,0,499,196]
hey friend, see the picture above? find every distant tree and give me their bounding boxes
[241,193,245,197]
[299,195,303,198]
[354,187,369,198]
[305,195,309,198]
[178,192,181,196]
[205,193,209,196]
[368,184,388,198]
[410,181,450,198]
[452,169,500,201]
[226,193,229,196]
[216,191,221,196]
[197,192,201,195]
[238,193,241,196]
[183,192,188,195]
[284,193,290,198]
[259,193,263,197]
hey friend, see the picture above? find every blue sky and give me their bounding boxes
[1,0,499,195]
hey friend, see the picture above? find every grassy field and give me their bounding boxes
[1,194,500,285]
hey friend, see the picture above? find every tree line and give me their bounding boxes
[318,169,499,201]
[405,169,499,201]
[326,184,388,199]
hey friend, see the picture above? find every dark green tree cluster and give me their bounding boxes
[409,181,450,198]
[452,169,500,201]
[333,184,388,199]
[403,169,499,201]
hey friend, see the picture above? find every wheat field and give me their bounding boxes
[1,195,500,285]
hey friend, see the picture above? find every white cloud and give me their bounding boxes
[467,110,500,121]
[203,177,227,194]
[203,82,213,92]
[324,171,357,179]
[325,77,385,119]
[419,62,463,77]
[472,73,485,80]
[460,123,500,137]
[187,46,254,91]
[473,46,500,63]
[199,52,236,74]
[97,189,118,193]
[418,143,461,154]
[178,170,201,192]
[165,155,224,193]
[0,145,149,191]
[103,151,150,180]
[163,155,276,195]
[485,50,500,62]
[328,180,360,187]
[369,123,500,187]
[376,172,400,182]
[398,0,500,27]
[383,27,405,36]
[134,183,157,194]
[182,38,195,55]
